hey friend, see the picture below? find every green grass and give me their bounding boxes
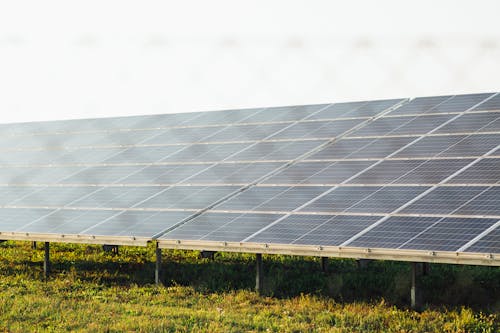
[0,241,498,332]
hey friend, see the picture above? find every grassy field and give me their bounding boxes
[0,241,498,332]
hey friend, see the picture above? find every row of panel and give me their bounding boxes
[0,208,193,238]
[2,184,499,218]
[0,99,403,138]
[0,156,498,191]
[1,132,499,167]
[2,93,498,138]
[2,93,498,140]
[0,206,497,254]
[0,140,327,166]
[0,158,497,186]
[212,185,500,217]
[0,118,366,151]
[160,212,499,253]
[348,110,500,138]
[2,102,500,153]
[385,93,498,116]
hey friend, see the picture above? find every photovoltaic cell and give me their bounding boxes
[349,160,426,184]
[306,101,367,120]
[437,134,500,157]
[137,185,239,210]
[10,186,99,207]
[0,167,83,184]
[227,140,326,161]
[466,226,500,253]
[350,114,453,137]
[455,187,500,216]
[184,162,283,184]
[309,136,416,160]
[447,158,500,184]
[119,164,211,184]
[160,212,283,242]
[59,166,143,184]
[345,186,429,214]
[299,186,382,213]
[394,135,467,158]
[0,208,56,232]
[469,93,500,112]
[239,104,328,123]
[269,119,364,140]
[346,137,417,159]
[426,93,493,114]
[248,214,381,246]
[402,186,488,215]
[263,160,375,185]
[102,146,186,164]
[68,186,164,208]
[178,108,264,126]
[16,209,117,234]
[388,95,453,115]
[435,112,500,134]
[349,216,443,249]
[163,143,250,162]
[394,159,473,184]
[141,126,225,145]
[83,210,194,237]
[215,186,327,212]
[203,123,289,142]
[350,99,405,117]
[399,217,499,251]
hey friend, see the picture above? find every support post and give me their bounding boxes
[255,253,263,294]
[155,246,162,285]
[32,241,37,249]
[357,259,370,269]
[422,262,430,276]
[43,242,50,279]
[321,257,328,273]
[411,262,422,310]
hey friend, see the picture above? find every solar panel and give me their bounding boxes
[0,93,498,267]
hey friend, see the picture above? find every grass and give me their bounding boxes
[0,241,498,332]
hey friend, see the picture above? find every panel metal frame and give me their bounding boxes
[158,239,499,266]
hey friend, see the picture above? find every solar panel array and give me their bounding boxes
[0,93,499,264]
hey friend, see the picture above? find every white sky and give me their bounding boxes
[0,0,499,123]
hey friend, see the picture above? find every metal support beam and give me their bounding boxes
[155,246,162,285]
[43,242,50,279]
[411,262,422,310]
[321,257,328,273]
[255,253,263,294]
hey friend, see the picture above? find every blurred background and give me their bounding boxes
[0,0,499,123]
